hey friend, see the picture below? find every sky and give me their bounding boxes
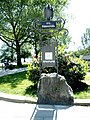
[0,0,90,51]
[66,0,90,51]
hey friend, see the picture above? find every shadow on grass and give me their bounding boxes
[25,81,89,97]
[71,81,89,93]
[24,84,37,97]
[0,71,27,88]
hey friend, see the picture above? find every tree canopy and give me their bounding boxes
[81,28,90,48]
[0,0,70,66]
[81,28,90,55]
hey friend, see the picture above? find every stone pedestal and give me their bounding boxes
[37,73,74,105]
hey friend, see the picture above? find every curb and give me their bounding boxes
[0,93,90,106]
[0,92,37,104]
[74,99,90,106]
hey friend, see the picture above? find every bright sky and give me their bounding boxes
[67,0,90,51]
[0,0,90,51]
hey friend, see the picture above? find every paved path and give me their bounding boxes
[0,100,36,120]
[0,100,90,120]
[0,67,28,77]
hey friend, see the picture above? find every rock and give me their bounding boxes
[37,73,74,105]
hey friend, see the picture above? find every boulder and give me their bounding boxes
[37,73,74,105]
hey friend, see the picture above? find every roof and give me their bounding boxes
[82,55,90,60]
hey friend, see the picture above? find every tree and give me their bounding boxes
[0,0,34,66]
[0,43,15,62]
[20,43,32,62]
[0,0,70,66]
[0,42,32,63]
[81,28,90,56]
[81,28,90,49]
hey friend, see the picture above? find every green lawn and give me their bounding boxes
[0,71,90,99]
[74,87,90,99]
[84,72,90,85]
[0,71,32,96]
[74,73,90,99]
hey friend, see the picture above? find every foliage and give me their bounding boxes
[0,0,33,66]
[26,51,89,94]
[81,28,90,49]
[20,43,32,62]
[0,43,15,62]
[55,46,89,91]
[71,28,90,57]
[81,28,90,56]
[0,0,70,66]
[0,42,32,63]
[58,53,89,91]
[26,60,40,96]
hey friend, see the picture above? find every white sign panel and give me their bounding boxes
[45,52,53,60]
[42,46,55,67]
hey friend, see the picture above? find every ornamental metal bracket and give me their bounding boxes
[33,17,68,36]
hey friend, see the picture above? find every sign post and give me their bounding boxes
[33,4,69,104]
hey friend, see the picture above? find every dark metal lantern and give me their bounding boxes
[44,4,53,21]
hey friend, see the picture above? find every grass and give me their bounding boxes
[84,72,90,85]
[0,71,33,96]
[74,88,90,99]
[74,73,90,99]
[0,70,90,99]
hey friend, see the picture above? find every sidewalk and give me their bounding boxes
[0,93,90,120]
[0,67,28,77]
[0,100,90,120]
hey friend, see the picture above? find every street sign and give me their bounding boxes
[42,46,55,67]
[42,21,56,28]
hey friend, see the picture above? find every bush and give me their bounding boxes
[57,54,89,92]
[26,52,89,94]
[26,62,40,96]
[40,52,89,92]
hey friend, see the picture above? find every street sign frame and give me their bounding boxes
[42,21,56,29]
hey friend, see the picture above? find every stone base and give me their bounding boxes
[38,96,74,105]
[37,73,74,105]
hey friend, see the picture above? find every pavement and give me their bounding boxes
[0,67,90,120]
[0,100,90,120]
[0,67,28,77]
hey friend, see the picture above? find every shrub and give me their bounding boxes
[26,52,89,94]
[57,53,89,92]
[40,52,89,92]
[26,61,40,96]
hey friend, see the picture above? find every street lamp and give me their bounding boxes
[44,4,53,21]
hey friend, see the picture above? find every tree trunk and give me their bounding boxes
[16,42,22,66]
[35,40,38,59]
[11,42,14,62]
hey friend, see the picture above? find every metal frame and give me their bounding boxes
[33,17,68,76]
[33,5,68,97]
